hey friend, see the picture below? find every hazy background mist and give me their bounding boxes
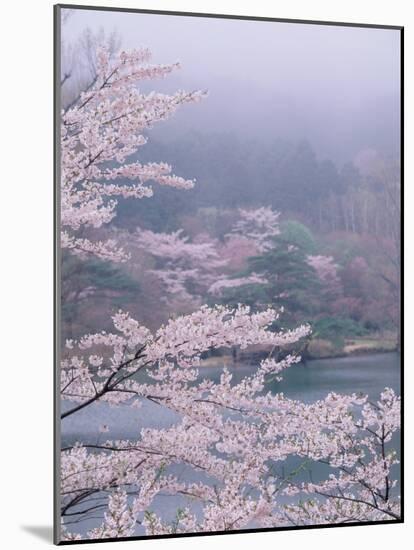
[62,8,400,164]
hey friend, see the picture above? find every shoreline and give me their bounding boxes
[305,345,398,361]
[199,337,398,366]
[304,336,398,360]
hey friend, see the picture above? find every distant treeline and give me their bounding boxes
[115,132,400,241]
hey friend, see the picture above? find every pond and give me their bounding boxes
[62,352,401,445]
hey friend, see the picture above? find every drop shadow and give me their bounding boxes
[21,525,53,543]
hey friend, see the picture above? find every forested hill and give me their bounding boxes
[115,132,399,240]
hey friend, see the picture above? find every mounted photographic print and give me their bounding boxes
[54,4,403,544]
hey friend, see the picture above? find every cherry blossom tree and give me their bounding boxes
[123,208,279,304]
[307,254,342,299]
[131,228,226,305]
[61,316,400,537]
[209,208,317,316]
[230,207,281,253]
[307,254,344,316]
[205,207,282,298]
[117,208,278,308]
[61,46,205,262]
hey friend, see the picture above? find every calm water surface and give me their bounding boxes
[62,352,400,445]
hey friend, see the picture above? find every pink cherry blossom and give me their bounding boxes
[61,46,206,262]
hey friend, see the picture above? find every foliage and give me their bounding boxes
[62,253,141,334]
[245,235,321,320]
[61,45,205,262]
[279,220,317,254]
[312,317,369,349]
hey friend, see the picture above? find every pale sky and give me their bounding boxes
[61,7,401,163]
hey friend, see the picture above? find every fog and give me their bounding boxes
[62,7,401,164]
